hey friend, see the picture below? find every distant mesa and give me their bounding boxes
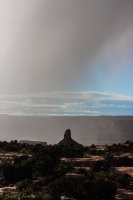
[19,140,47,146]
[58,129,83,148]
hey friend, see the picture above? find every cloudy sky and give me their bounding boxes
[0,0,133,115]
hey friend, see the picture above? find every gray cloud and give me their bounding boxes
[0,91,133,116]
[0,0,133,94]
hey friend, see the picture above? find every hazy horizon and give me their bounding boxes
[0,115,133,145]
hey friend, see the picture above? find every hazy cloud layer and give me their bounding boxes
[0,91,133,116]
[0,0,133,94]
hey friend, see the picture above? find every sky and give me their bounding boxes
[0,0,133,116]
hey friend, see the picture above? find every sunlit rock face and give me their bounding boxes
[58,129,83,148]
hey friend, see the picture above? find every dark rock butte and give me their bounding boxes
[58,129,83,148]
